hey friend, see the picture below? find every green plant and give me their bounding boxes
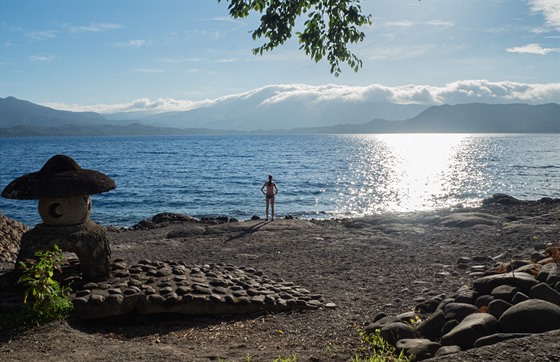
[15,245,73,325]
[352,325,415,362]
[272,355,297,362]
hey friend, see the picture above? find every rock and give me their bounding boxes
[487,299,512,320]
[416,309,446,339]
[443,302,479,322]
[454,290,478,304]
[491,285,519,303]
[379,322,416,345]
[475,295,494,308]
[415,298,441,314]
[482,193,523,205]
[499,299,560,333]
[441,313,498,350]
[473,333,532,348]
[511,292,530,304]
[472,272,539,295]
[530,283,560,306]
[365,315,401,334]
[439,321,459,340]
[395,338,441,360]
[440,213,500,227]
[537,263,560,286]
[435,345,462,357]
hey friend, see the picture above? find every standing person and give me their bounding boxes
[260,175,278,221]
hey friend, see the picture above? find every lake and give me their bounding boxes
[0,134,559,226]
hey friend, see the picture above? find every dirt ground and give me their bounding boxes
[1,197,560,361]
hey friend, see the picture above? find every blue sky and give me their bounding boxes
[1,0,559,113]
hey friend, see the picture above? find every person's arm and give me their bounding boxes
[261,183,266,194]
[274,184,278,194]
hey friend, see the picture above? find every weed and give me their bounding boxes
[352,325,415,362]
[1,245,73,329]
[273,355,297,362]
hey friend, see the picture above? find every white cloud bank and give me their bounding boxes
[44,80,560,114]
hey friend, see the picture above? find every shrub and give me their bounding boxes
[2,245,73,329]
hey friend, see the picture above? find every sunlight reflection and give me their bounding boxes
[334,134,481,215]
[380,134,468,211]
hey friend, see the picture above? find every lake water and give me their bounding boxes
[0,134,559,227]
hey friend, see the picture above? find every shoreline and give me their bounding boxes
[1,194,560,361]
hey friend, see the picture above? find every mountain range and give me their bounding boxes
[0,95,558,136]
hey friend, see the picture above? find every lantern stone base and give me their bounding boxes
[17,221,111,282]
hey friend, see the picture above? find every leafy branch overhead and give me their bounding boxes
[219,0,372,76]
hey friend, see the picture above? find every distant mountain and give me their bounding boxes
[129,100,427,131]
[286,103,560,134]
[399,103,560,133]
[0,96,107,128]
[1,96,558,136]
[0,122,233,137]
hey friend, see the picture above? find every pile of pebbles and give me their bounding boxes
[365,244,560,360]
[67,259,324,319]
[0,214,28,264]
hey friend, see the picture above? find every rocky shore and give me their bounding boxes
[1,194,560,361]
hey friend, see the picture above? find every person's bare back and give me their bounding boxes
[260,175,278,220]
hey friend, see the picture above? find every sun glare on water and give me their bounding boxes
[334,134,481,216]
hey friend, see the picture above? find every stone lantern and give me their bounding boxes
[2,154,116,281]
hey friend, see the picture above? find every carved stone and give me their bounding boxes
[18,221,111,282]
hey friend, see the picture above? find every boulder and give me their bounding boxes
[379,322,416,345]
[395,339,441,360]
[364,315,401,334]
[443,302,479,322]
[530,282,560,306]
[499,299,560,333]
[511,292,530,305]
[473,272,539,295]
[491,285,519,303]
[416,309,446,339]
[487,299,512,320]
[435,345,462,357]
[537,263,560,286]
[441,313,498,350]
[473,333,532,348]
[475,295,494,308]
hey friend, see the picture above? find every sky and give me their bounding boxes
[1,0,559,114]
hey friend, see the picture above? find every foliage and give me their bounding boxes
[12,245,73,327]
[352,326,415,362]
[218,0,372,76]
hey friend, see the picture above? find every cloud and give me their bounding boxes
[528,0,560,31]
[69,23,122,33]
[43,80,560,114]
[114,39,148,48]
[156,57,201,63]
[44,97,216,114]
[424,20,455,29]
[29,54,55,62]
[132,68,164,73]
[28,30,59,40]
[383,20,413,28]
[506,43,560,54]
